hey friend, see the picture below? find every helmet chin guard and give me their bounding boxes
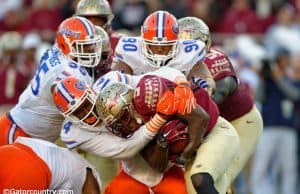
[142,39,178,67]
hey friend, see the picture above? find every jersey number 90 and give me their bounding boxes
[122,38,137,52]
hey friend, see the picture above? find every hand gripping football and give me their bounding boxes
[159,119,189,155]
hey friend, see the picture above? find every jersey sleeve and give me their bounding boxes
[60,119,98,149]
[180,39,207,66]
[144,67,186,83]
[93,71,133,93]
[193,40,207,65]
[204,47,237,81]
[79,125,156,159]
[113,36,142,70]
[113,36,126,62]
[58,60,94,84]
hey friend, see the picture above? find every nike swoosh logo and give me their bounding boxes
[246,120,253,124]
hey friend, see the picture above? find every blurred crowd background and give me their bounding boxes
[1,0,300,193]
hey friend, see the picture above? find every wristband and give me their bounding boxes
[146,114,167,133]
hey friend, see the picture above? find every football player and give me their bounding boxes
[95,68,239,194]
[75,0,121,53]
[111,10,216,95]
[0,137,101,193]
[0,16,101,145]
[52,75,194,194]
[178,16,263,192]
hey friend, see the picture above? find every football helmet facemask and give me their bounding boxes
[52,76,101,127]
[56,16,102,68]
[96,82,142,138]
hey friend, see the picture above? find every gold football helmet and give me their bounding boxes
[95,25,111,53]
[178,17,211,50]
[96,83,137,138]
[75,0,114,31]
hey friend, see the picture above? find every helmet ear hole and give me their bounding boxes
[71,46,76,54]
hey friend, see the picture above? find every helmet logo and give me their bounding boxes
[59,27,81,39]
[75,80,85,91]
[105,89,123,110]
[106,99,117,110]
[172,23,179,34]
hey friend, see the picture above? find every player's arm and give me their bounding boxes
[212,76,238,105]
[111,61,133,74]
[142,105,210,169]
[77,113,168,159]
[156,77,210,163]
[82,168,101,194]
[177,104,209,164]
[77,126,155,159]
[188,62,216,96]
[141,137,169,172]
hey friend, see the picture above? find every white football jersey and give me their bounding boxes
[114,37,206,76]
[15,137,101,192]
[93,66,186,92]
[10,45,94,142]
[60,120,155,159]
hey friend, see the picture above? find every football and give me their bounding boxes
[159,119,189,156]
[169,136,189,155]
